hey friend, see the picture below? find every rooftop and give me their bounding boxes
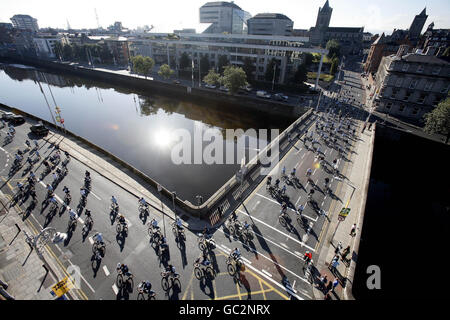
[250,13,292,21]
[327,27,364,33]
[400,52,450,65]
[200,1,242,10]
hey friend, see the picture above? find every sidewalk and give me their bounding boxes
[313,119,375,300]
[0,191,79,300]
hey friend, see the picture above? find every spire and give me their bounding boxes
[323,0,330,9]
[419,7,426,16]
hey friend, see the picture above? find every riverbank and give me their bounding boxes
[0,55,311,119]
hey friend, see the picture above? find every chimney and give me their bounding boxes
[396,44,409,58]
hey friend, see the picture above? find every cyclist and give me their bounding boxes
[281,202,288,215]
[197,254,211,267]
[43,160,50,170]
[33,139,38,148]
[25,140,31,148]
[201,226,212,240]
[142,280,152,293]
[117,214,126,225]
[30,189,37,202]
[266,176,272,190]
[62,186,69,195]
[231,247,241,260]
[85,209,92,218]
[26,156,33,167]
[281,184,287,195]
[290,168,296,179]
[304,251,312,264]
[150,218,159,230]
[16,182,24,193]
[116,263,130,276]
[49,195,58,208]
[281,166,286,176]
[93,232,103,244]
[175,217,184,232]
[274,178,280,190]
[80,187,87,199]
[85,170,90,178]
[165,264,177,277]
[243,220,251,231]
[297,204,305,215]
[138,197,148,208]
[306,168,312,180]
[111,196,118,207]
[46,183,53,195]
[68,208,78,221]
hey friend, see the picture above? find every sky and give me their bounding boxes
[1,0,449,36]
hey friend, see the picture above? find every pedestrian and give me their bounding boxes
[342,245,351,262]
[330,256,339,273]
[350,224,357,237]
[320,274,328,291]
[332,278,339,291]
[325,280,333,294]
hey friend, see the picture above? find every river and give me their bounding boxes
[0,63,292,202]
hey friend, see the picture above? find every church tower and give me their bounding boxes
[408,8,428,40]
[315,0,333,30]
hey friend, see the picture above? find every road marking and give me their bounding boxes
[78,217,84,224]
[237,209,316,251]
[254,193,316,222]
[88,237,94,245]
[280,242,289,249]
[261,269,272,277]
[90,191,101,201]
[112,284,118,295]
[241,257,252,265]
[103,266,110,277]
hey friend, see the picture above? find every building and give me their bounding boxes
[174,29,197,34]
[372,48,450,121]
[420,22,450,57]
[308,1,363,55]
[199,1,251,34]
[128,32,327,86]
[10,14,39,32]
[33,34,65,58]
[408,8,428,42]
[247,13,293,36]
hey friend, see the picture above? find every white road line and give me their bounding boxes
[88,237,94,245]
[112,284,118,295]
[294,195,302,206]
[280,242,289,249]
[254,193,316,222]
[78,217,84,224]
[90,191,101,201]
[261,269,272,277]
[295,147,303,154]
[312,168,317,176]
[301,153,306,159]
[241,257,252,265]
[103,266,110,277]
[0,147,4,152]
[237,209,316,252]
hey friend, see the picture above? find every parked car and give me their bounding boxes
[30,123,49,136]
[1,112,15,120]
[9,115,25,125]
[274,93,289,101]
[172,80,181,85]
[205,84,216,89]
[256,90,271,99]
[219,86,229,92]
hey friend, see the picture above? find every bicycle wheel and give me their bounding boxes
[116,224,122,234]
[137,292,145,300]
[194,267,203,280]
[206,266,215,279]
[229,225,235,235]
[100,245,106,257]
[172,227,177,237]
[116,274,124,289]
[127,277,134,293]
[227,263,236,276]
[279,215,286,226]
[148,227,154,238]
[161,277,170,291]
[198,241,206,251]
[149,293,156,300]
[92,243,98,254]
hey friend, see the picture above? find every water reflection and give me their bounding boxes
[0,64,292,201]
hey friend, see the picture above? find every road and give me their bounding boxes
[0,55,368,300]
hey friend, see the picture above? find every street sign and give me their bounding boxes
[338,207,351,219]
[50,276,73,298]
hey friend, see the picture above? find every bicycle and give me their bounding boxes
[137,282,156,300]
[241,227,254,242]
[110,202,119,214]
[67,217,77,232]
[147,223,162,246]
[160,270,180,292]
[64,193,71,205]
[197,234,216,251]
[82,215,94,234]
[138,203,149,217]
[279,211,290,227]
[171,222,185,241]
[226,255,244,276]
[92,240,106,258]
[193,260,215,280]
[116,218,128,235]
[227,218,243,236]
[116,269,134,292]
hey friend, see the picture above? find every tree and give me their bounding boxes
[265,58,280,83]
[62,44,73,61]
[326,39,341,59]
[203,69,221,86]
[330,57,340,75]
[217,55,229,74]
[200,55,210,76]
[131,55,154,78]
[142,56,155,78]
[158,63,174,79]
[131,55,144,74]
[293,63,308,84]
[221,65,248,94]
[242,57,254,82]
[53,41,63,60]
[424,98,450,144]
[179,52,190,70]
[302,52,314,67]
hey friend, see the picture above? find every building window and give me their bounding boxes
[417,65,424,73]
[395,78,403,87]
[424,81,433,91]
[432,66,441,75]
[403,91,411,101]
[399,105,405,112]
[441,84,450,94]
[409,79,418,89]
[417,93,427,104]
[412,107,419,115]
[386,102,392,109]
[402,64,409,72]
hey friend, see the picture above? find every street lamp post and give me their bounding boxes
[172,191,177,220]
[157,184,166,238]
[271,63,276,92]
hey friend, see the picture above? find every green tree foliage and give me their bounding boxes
[264,58,280,82]
[52,41,63,60]
[242,57,254,82]
[203,69,221,86]
[330,57,340,75]
[424,98,450,143]
[131,55,155,78]
[221,65,248,94]
[179,52,190,70]
[200,55,210,76]
[326,39,341,59]
[293,63,308,84]
[158,63,174,79]
[217,55,229,74]
[62,44,73,61]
